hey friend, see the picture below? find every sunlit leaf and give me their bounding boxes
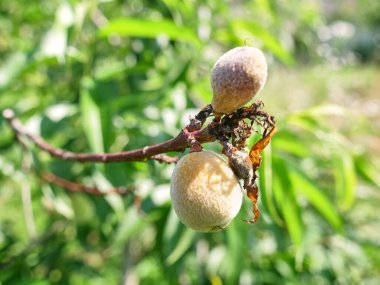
[80,78,104,153]
[44,103,77,122]
[113,207,148,246]
[354,155,380,187]
[224,219,248,283]
[287,113,321,132]
[40,26,67,60]
[273,157,304,246]
[334,154,357,211]
[288,164,343,231]
[94,61,148,81]
[0,53,28,90]
[305,104,348,117]
[93,171,124,215]
[42,185,74,219]
[162,206,181,246]
[271,130,310,157]
[162,207,193,266]
[165,228,195,265]
[259,144,283,225]
[98,18,200,46]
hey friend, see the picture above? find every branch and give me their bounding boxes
[2,109,213,163]
[2,102,273,164]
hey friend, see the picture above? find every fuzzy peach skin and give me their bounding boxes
[170,150,243,232]
[211,46,267,114]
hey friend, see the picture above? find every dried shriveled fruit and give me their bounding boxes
[170,150,243,232]
[211,46,267,114]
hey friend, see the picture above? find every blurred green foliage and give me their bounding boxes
[1,0,379,284]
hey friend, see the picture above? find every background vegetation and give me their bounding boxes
[1,0,379,284]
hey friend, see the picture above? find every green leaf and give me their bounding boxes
[334,154,357,211]
[98,18,200,46]
[162,208,195,266]
[162,207,181,248]
[354,155,380,187]
[259,144,284,225]
[113,207,149,246]
[93,171,124,216]
[273,157,303,246]
[304,104,348,117]
[0,52,28,90]
[80,78,104,153]
[288,165,343,231]
[271,130,310,158]
[287,113,321,132]
[225,219,248,283]
[165,228,195,266]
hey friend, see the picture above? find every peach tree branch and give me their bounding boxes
[2,102,273,164]
[2,107,213,163]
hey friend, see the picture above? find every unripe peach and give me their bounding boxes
[211,46,267,114]
[170,150,243,232]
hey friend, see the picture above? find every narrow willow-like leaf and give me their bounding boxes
[334,154,356,211]
[271,130,310,157]
[287,114,321,132]
[259,144,284,225]
[98,18,200,46]
[288,164,343,231]
[300,104,347,117]
[354,155,380,187]
[80,79,104,153]
[162,207,181,248]
[112,207,149,246]
[0,52,28,90]
[162,208,189,265]
[273,157,304,246]
[225,220,248,283]
[162,205,194,266]
[165,228,195,266]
